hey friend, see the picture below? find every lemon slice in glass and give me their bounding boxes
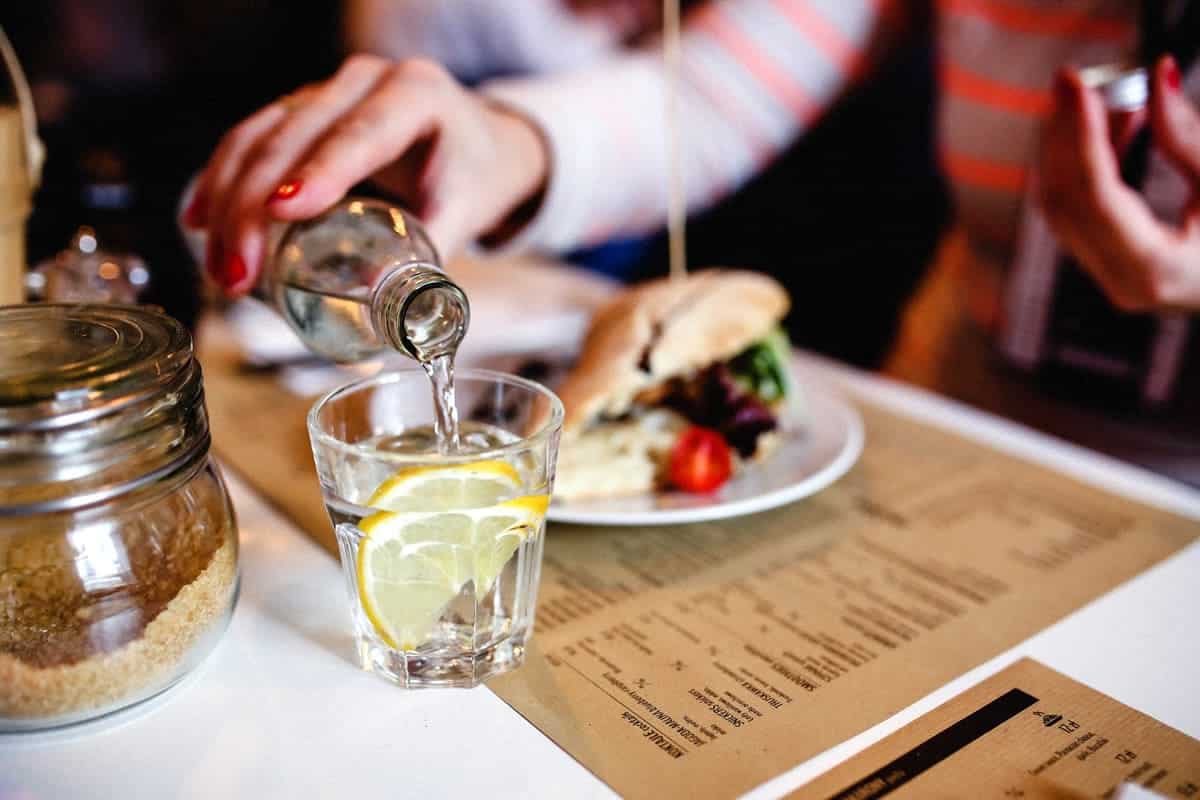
[367,460,522,512]
[356,495,549,650]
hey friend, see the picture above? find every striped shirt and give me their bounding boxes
[485,0,1196,273]
[484,1,1199,482]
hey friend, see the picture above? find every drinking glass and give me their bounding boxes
[307,368,562,688]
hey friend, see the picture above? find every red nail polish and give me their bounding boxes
[183,189,207,227]
[221,253,248,288]
[270,180,302,202]
[1164,57,1182,91]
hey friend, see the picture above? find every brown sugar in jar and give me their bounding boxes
[0,304,239,730]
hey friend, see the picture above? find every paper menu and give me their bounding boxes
[796,658,1200,799]
[486,404,1196,798]
[196,326,1198,800]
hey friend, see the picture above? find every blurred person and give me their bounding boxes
[184,0,1200,484]
[200,0,945,363]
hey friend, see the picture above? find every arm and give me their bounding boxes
[483,0,900,252]
[187,1,901,292]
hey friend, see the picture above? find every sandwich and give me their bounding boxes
[553,268,801,500]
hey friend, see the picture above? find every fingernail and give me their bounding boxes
[183,189,207,227]
[270,180,302,202]
[219,253,248,288]
[205,241,247,290]
[1164,56,1182,91]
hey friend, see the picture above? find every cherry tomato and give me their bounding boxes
[668,426,733,493]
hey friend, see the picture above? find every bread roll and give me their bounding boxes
[557,269,789,434]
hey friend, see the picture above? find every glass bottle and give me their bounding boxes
[264,198,470,363]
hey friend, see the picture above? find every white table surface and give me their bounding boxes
[3,354,1198,800]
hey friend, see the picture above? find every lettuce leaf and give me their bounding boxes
[729,326,791,405]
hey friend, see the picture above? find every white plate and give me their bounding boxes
[547,379,864,526]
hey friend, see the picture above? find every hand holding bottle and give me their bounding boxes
[184,54,549,295]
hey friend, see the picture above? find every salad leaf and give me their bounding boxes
[729,326,792,405]
[660,363,776,458]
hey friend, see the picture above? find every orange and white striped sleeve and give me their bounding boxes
[484,0,901,254]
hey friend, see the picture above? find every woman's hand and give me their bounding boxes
[1040,56,1200,312]
[184,54,549,294]
[1041,55,1200,311]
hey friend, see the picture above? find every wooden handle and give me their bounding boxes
[0,25,44,188]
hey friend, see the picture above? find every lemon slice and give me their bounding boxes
[356,495,549,650]
[367,460,522,512]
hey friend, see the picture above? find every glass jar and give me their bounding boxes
[0,304,238,731]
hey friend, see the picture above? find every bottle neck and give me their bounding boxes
[371,264,470,362]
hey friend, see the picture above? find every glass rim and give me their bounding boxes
[306,366,564,464]
[0,303,193,432]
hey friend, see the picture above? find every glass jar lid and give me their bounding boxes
[0,304,208,515]
[0,304,191,432]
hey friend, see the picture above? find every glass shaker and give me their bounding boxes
[27,226,151,304]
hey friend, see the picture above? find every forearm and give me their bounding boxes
[484,0,900,253]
